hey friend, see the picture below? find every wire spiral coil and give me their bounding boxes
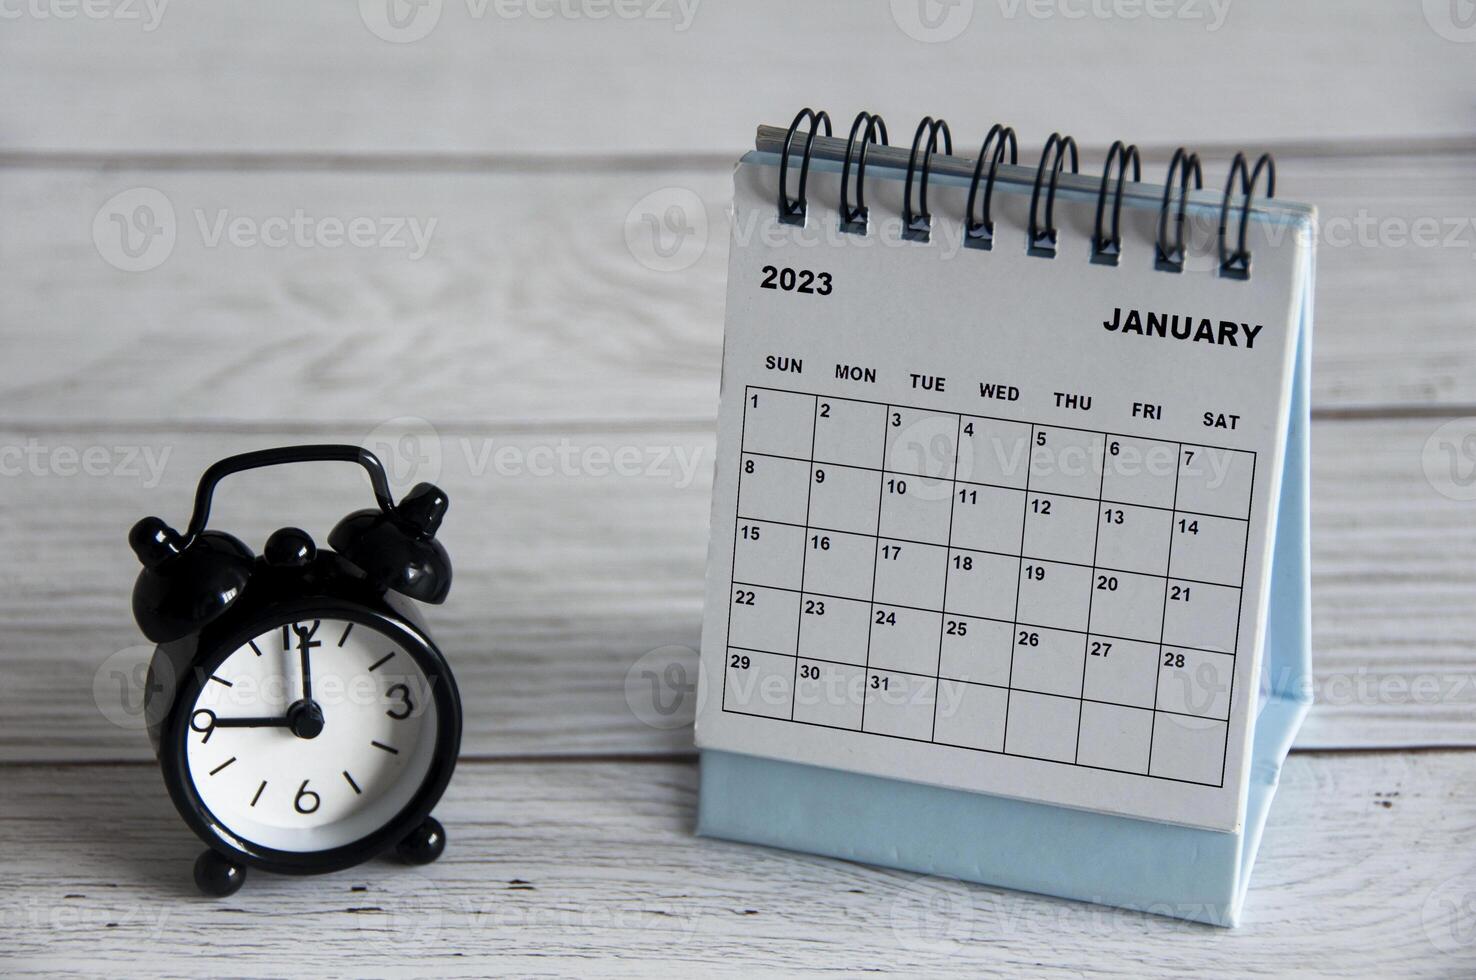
[769,110,1278,278]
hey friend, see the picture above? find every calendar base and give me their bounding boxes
[701,692,1306,927]
[698,281,1316,927]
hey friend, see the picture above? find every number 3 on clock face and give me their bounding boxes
[183,617,440,855]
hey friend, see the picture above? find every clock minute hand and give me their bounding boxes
[286,621,327,740]
[299,640,313,703]
[291,621,321,704]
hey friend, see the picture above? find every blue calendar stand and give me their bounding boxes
[697,263,1314,929]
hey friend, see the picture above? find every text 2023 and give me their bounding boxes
[760,265,832,295]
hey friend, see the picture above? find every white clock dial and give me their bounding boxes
[184,617,440,853]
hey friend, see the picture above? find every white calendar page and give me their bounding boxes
[695,151,1312,833]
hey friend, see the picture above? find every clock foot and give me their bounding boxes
[396,816,446,865]
[194,849,248,897]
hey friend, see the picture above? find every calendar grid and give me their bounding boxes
[727,645,1239,726]
[716,693,1238,789]
[724,385,1256,788]
[999,423,1035,757]
[725,588,1244,659]
[1144,447,1184,776]
[734,450,1251,524]
[929,414,966,742]
[730,522,1244,591]
[719,389,753,718]
[788,397,822,721]
[1221,451,1258,787]
[1073,436,1111,765]
[855,401,890,734]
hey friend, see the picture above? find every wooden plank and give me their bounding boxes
[2,753,1474,975]
[2,415,1473,764]
[1305,417,1476,748]
[2,1,1472,156]
[1,427,711,763]
[4,152,1475,425]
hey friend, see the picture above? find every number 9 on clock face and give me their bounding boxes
[179,617,444,858]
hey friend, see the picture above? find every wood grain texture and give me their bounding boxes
[4,152,1476,427]
[1,753,1473,976]
[3,1,1475,156]
[3,415,1473,764]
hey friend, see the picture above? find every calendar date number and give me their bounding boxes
[759,265,833,295]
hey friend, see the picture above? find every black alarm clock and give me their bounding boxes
[128,445,462,897]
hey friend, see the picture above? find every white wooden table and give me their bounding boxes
[3,2,1475,975]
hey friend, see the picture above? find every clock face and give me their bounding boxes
[183,616,441,854]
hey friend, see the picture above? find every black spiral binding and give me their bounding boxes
[766,110,1279,279]
[1027,133,1079,258]
[1155,147,1203,273]
[839,111,889,235]
[1091,140,1141,267]
[778,108,832,227]
[1218,152,1276,280]
[964,124,1017,251]
[902,117,952,243]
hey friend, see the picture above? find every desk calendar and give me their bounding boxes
[695,112,1316,926]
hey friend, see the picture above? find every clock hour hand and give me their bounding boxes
[189,709,290,742]
[212,716,293,729]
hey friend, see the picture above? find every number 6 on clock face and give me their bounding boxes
[179,615,445,857]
